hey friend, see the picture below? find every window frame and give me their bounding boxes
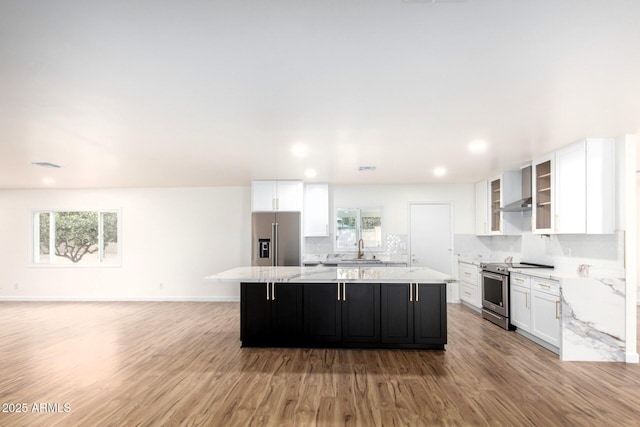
[30,209,122,268]
[334,206,384,253]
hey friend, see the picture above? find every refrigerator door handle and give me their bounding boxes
[273,222,279,266]
[271,223,276,266]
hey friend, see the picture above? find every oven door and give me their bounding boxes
[481,271,509,317]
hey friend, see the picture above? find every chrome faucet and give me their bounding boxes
[357,238,364,259]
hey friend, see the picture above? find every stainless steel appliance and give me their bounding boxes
[251,212,301,266]
[481,262,553,329]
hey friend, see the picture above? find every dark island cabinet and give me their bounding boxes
[381,283,414,344]
[381,283,447,347]
[304,282,380,344]
[303,283,342,343]
[241,282,303,345]
[414,283,447,344]
[342,283,381,343]
[241,281,446,349]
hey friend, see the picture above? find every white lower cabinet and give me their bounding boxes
[530,278,560,348]
[458,261,481,309]
[510,273,560,350]
[509,273,531,331]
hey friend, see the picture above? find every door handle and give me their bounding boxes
[409,283,413,302]
[266,282,270,300]
[416,283,420,302]
[271,282,275,301]
[337,283,341,301]
[342,283,346,301]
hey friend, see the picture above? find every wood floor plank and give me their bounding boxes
[1,301,640,426]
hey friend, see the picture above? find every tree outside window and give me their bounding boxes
[34,210,120,265]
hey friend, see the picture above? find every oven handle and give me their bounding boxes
[482,272,507,282]
[483,309,504,320]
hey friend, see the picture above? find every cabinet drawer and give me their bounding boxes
[510,273,531,288]
[531,277,559,296]
[458,263,479,286]
[459,282,478,304]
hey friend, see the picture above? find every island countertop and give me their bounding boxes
[205,266,454,283]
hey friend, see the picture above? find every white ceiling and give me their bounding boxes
[1,0,639,189]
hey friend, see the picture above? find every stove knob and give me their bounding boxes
[497,267,504,272]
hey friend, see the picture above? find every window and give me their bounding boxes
[335,207,383,252]
[33,210,120,266]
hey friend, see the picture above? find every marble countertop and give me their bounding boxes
[205,266,453,283]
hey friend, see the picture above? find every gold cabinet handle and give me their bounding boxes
[538,283,551,289]
[342,283,346,301]
[337,283,341,301]
[271,282,275,301]
[556,300,560,319]
[416,283,420,302]
[266,282,270,300]
[409,283,413,302]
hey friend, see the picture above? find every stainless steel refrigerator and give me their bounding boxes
[251,212,301,266]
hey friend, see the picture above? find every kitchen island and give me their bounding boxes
[206,266,452,350]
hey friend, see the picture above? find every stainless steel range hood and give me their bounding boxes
[499,165,532,212]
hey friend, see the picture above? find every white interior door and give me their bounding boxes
[409,203,453,275]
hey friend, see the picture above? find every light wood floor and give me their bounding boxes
[1,302,639,426]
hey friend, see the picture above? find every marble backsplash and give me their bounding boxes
[305,231,624,277]
[458,231,625,277]
[304,234,409,262]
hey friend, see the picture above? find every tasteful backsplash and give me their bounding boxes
[303,234,409,262]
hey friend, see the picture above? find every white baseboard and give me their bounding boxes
[0,296,240,302]
[626,352,640,364]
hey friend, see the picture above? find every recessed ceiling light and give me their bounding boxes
[32,162,62,168]
[42,177,56,185]
[358,166,377,172]
[290,143,309,158]
[468,140,487,154]
[433,167,447,177]
[304,168,317,179]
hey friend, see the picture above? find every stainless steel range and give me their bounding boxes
[480,262,553,329]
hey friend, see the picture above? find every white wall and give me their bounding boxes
[0,187,250,301]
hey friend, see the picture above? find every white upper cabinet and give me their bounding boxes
[488,171,522,235]
[303,183,329,237]
[532,153,555,234]
[251,180,303,212]
[554,142,587,233]
[475,180,489,236]
[584,139,615,234]
[532,139,614,234]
